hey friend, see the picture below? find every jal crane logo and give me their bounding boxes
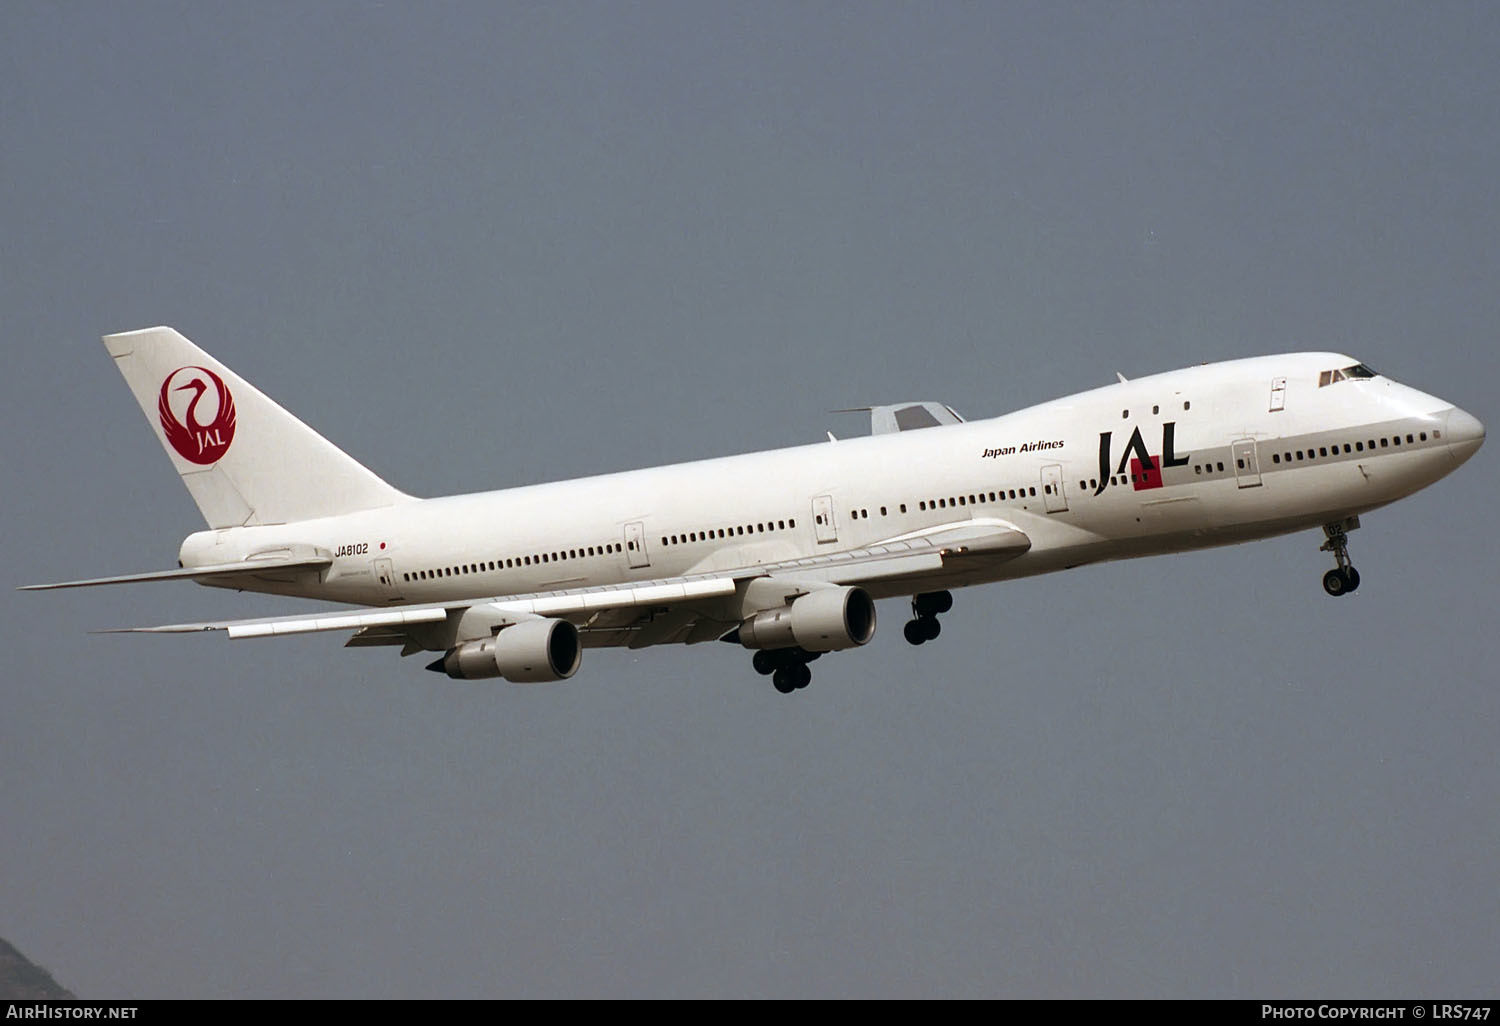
[158,366,237,465]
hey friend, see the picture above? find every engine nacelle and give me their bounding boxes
[434,618,582,682]
[737,585,877,652]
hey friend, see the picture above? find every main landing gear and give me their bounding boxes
[752,648,820,694]
[1320,518,1362,597]
[904,590,953,645]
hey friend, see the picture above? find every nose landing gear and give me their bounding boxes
[904,590,952,645]
[1320,518,1362,596]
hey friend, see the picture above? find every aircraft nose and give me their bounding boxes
[1444,406,1485,464]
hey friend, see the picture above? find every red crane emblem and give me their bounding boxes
[158,366,237,465]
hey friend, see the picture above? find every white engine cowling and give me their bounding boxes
[437,618,582,682]
[737,586,877,652]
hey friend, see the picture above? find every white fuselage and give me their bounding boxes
[179,352,1483,631]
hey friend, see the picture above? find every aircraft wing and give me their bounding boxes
[100,519,1031,652]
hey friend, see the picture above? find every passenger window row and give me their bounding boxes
[403,542,626,583]
[1121,400,1192,418]
[917,488,1036,513]
[663,519,796,547]
[1270,430,1434,465]
[666,480,1050,544]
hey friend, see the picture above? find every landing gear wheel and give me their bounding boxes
[752,650,777,676]
[921,616,941,641]
[773,669,796,694]
[1319,519,1362,597]
[1323,568,1348,597]
[792,663,812,690]
[904,619,928,646]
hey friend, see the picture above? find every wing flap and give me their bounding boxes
[507,576,738,618]
[344,627,409,648]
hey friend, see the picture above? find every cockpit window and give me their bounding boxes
[1318,363,1379,387]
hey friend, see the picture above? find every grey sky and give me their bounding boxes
[2,2,1495,998]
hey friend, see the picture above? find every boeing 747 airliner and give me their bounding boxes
[24,327,1485,694]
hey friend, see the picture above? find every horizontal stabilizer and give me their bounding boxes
[19,556,332,591]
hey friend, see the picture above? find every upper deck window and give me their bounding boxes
[1318,363,1379,387]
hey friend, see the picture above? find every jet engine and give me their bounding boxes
[431,618,582,682]
[736,585,877,652]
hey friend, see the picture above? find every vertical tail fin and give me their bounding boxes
[104,326,411,528]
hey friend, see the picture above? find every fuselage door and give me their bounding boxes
[1041,465,1068,513]
[812,494,838,544]
[1269,376,1287,412]
[624,521,650,568]
[1232,439,1263,488]
[372,557,403,600]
